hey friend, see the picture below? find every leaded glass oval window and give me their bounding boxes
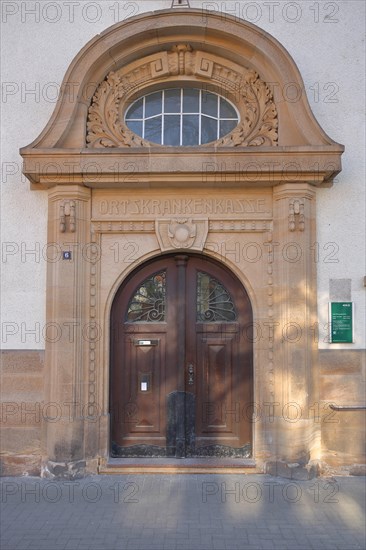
[126,271,166,322]
[125,89,239,146]
[197,272,237,322]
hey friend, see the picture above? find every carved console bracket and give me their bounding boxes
[156,218,208,252]
[86,44,278,148]
[288,199,305,232]
[60,200,76,233]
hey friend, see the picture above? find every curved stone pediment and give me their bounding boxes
[20,9,344,187]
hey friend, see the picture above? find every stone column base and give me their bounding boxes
[41,459,87,480]
[265,460,320,480]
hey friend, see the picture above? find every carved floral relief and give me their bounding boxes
[86,45,278,148]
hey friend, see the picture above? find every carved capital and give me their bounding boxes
[156,218,208,252]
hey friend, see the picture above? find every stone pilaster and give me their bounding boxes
[267,183,320,476]
[43,185,91,478]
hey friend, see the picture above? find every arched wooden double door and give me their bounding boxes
[110,254,253,458]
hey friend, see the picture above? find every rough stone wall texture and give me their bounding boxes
[319,350,366,470]
[0,351,45,475]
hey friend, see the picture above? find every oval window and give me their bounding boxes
[125,89,239,146]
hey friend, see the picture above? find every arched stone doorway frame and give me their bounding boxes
[20,9,344,477]
[104,248,259,460]
[108,251,254,463]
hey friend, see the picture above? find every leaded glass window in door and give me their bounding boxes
[196,272,237,322]
[126,271,166,322]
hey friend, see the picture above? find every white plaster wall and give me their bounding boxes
[1,0,365,349]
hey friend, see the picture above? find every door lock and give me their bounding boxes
[188,364,194,385]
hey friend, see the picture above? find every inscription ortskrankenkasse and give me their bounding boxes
[96,198,270,218]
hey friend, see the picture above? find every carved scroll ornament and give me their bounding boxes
[86,45,278,148]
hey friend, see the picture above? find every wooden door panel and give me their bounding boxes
[111,254,253,458]
[123,334,165,436]
[195,333,242,449]
[199,336,234,432]
[186,260,252,457]
[111,322,170,453]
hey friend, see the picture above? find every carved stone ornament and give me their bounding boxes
[60,200,76,233]
[217,75,278,147]
[288,199,305,232]
[156,218,208,252]
[86,45,278,148]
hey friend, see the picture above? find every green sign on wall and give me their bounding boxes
[329,302,354,343]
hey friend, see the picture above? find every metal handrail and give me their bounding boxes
[329,404,366,411]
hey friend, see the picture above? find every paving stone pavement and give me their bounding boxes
[1,474,365,550]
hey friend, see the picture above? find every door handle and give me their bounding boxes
[188,364,194,385]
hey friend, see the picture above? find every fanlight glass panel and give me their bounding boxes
[197,272,237,322]
[126,271,166,322]
[125,88,239,146]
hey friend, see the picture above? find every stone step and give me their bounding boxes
[98,457,261,475]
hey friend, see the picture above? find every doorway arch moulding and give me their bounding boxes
[19,9,344,478]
